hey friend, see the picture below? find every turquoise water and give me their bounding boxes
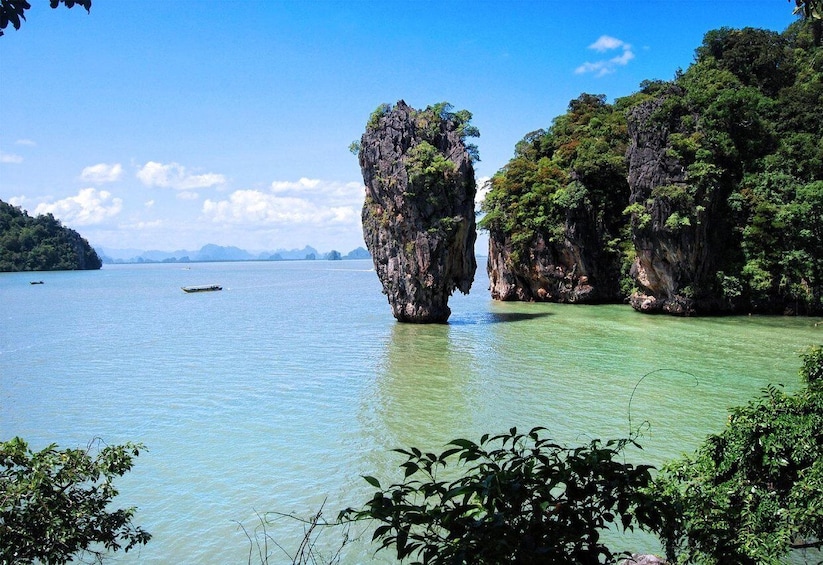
[1,260,821,563]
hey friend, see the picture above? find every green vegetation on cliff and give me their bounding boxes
[0,200,102,272]
[480,92,630,253]
[481,18,823,314]
[479,92,635,299]
[641,23,823,313]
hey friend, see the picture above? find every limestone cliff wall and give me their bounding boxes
[625,90,735,315]
[487,224,613,304]
[486,178,626,304]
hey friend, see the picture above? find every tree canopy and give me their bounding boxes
[0,0,91,37]
[0,437,150,564]
[341,430,666,564]
[653,346,823,563]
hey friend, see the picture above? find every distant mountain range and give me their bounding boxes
[96,244,371,264]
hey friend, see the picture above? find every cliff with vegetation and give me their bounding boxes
[482,93,631,304]
[358,101,479,323]
[0,200,102,272]
[481,20,822,315]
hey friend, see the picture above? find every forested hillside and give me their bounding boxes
[481,19,822,315]
[0,200,102,272]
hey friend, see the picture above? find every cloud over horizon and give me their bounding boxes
[202,178,363,228]
[575,35,635,77]
[34,188,123,226]
[137,161,227,190]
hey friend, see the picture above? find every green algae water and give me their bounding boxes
[1,260,821,563]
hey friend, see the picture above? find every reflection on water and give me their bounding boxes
[366,323,477,452]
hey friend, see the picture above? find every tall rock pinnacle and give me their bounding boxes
[357,101,478,323]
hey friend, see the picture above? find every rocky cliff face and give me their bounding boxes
[487,209,619,304]
[625,90,734,315]
[359,101,477,323]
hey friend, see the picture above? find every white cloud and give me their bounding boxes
[136,161,226,190]
[589,35,625,52]
[145,200,155,208]
[122,219,163,230]
[271,177,321,193]
[269,177,365,207]
[575,61,610,76]
[15,139,36,146]
[202,178,364,227]
[80,163,123,183]
[475,176,491,209]
[575,35,634,77]
[610,49,635,66]
[0,151,23,164]
[34,188,123,226]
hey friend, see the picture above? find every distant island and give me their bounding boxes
[0,198,369,271]
[96,243,371,265]
[0,200,102,272]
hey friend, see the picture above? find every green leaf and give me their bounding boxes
[448,438,477,450]
[362,475,381,489]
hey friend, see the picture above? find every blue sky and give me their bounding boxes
[0,0,800,254]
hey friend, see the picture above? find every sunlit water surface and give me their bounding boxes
[1,260,821,563]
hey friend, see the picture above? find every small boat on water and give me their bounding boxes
[30,281,44,285]
[181,284,222,293]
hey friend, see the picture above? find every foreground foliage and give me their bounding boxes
[0,437,150,564]
[337,348,823,564]
[0,0,91,37]
[342,428,668,564]
[0,200,101,271]
[654,345,823,563]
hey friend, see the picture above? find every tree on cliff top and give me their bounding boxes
[479,92,631,270]
[0,0,91,37]
[793,0,822,45]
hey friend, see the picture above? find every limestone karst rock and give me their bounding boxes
[486,193,624,304]
[358,101,478,323]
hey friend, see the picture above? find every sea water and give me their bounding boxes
[1,260,821,563]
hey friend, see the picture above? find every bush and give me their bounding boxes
[0,437,150,564]
[652,345,823,563]
[341,428,668,564]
